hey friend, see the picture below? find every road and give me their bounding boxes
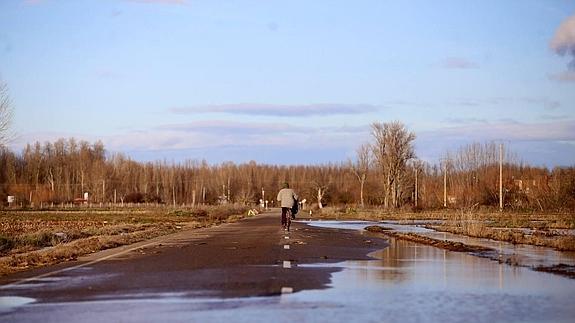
[2,211,575,323]
[0,210,387,320]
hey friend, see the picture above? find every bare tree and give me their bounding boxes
[371,121,416,208]
[0,82,14,147]
[349,144,371,207]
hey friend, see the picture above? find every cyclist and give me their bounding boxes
[276,182,298,230]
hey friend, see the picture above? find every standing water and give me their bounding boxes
[1,221,574,323]
[289,220,575,322]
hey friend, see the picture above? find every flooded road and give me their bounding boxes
[290,240,575,323]
[307,220,575,268]
[2,219,575,322]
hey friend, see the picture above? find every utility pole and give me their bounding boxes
[443,161,447,208]
[414,167,418,208]
[114,189,117,204]
[227,177,231,203]
[499,143,503,212]
[102,180,106,204]
[172,186,176,207]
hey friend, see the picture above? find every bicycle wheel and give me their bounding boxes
[286,209,291,231]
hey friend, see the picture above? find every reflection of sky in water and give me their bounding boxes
[287,239,575,323]
[4,238,573,323]
[304,219,575,267]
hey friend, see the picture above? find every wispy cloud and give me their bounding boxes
[445,97,560,110]
[440,57,478,69]
[423,120,575,142]
[540,114,569,121]
[521,97,561,110]
[157,120,306,135]
[169,103,381,117]
[11,120,369,154]
[110,121,368,151]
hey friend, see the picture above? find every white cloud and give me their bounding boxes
[550,14,575,66]
[550,14,575,78]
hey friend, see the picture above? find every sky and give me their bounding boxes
[1,0,574,167]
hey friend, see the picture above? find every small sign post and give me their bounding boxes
[7,196,14,207]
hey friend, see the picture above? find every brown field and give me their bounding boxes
[0,205,251,276]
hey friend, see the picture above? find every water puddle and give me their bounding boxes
[2,220,574,322]
[304,219,575,268]
[4,238,574,322]
[285,239,575,322]
[0,296,36,313]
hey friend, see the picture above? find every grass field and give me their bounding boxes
[0,205,251,276]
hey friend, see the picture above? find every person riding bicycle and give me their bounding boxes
[277,182,298,230]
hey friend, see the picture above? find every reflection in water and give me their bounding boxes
[304,219,575,268]
[351,239,535,292]
[288,238,575,323]
[0,296,36,313]
[2,222,575,323]
[292,221,575,322]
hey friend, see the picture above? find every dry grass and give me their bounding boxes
[365,225,493,253]
[0,205,251,276]
[430,223,575,251]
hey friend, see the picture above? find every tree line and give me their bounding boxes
[0,122,573,211]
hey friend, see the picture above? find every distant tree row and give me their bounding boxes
[0,122,573,211]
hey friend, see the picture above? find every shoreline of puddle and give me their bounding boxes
[301,219,575,270]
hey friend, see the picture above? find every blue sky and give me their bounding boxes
[1,0,574,166]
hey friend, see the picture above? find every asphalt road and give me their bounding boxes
[0,211,388,303]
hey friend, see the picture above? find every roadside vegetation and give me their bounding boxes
[0,205,250,276]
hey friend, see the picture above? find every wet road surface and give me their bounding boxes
[0,212,387,321]
[1,215,575,322]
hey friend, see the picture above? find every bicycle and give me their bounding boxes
[283,208,292,232]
